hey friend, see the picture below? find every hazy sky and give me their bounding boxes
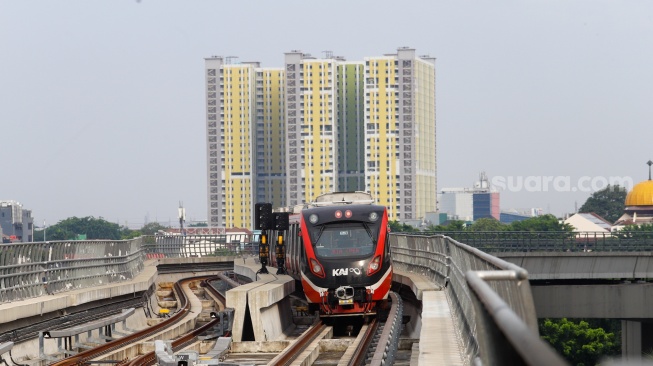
[2,1,652,227]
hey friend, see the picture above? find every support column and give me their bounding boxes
[643,322,653,355]
[622,320,642,361]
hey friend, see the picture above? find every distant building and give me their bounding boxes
[424,212,448,226]
[0,201,34,242]
[499,212,531,224]
[564,212,612,232]
[499,208,543,224]
[440,173,499,222]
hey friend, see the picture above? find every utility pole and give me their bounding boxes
[178,202,186,236]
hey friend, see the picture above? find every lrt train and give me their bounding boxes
[268,192,393,317]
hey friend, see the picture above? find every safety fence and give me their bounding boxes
[0,238,144,304]
[141,234,256,258]
[390,234,567,366]
[424,231,653,252]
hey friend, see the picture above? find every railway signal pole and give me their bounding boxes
[273,212,289,275]
[254,203,273,274]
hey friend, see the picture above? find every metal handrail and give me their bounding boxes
[467,271,568,365]
[390,233,568,365]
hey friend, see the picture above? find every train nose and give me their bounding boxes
[335,286,354,299]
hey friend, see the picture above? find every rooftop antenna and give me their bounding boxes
[322,50,333,59]
[226,56,238,64]
[648,160,653,180]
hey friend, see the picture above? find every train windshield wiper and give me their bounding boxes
[313,225,326,243]
[363,223,375,244]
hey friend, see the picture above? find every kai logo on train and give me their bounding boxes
[332,267,362,276]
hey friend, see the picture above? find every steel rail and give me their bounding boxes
[47,275,211,366]
[0,290,153,344]
[271,318,328,366]
[215,271,241,289]
[156,262,234,274]
[346,318,379,366]
[367,292,402,366]
[120,275,229,366]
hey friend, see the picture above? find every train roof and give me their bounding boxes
[273,192,377,214]
[311,191,374,206]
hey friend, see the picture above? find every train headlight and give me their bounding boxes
[345,210,352,218]
[367,255,382,276]
[309,258,325,278]
[309,214,319,224]
[369,212,379,222]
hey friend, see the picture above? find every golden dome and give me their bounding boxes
[625,180,653,206]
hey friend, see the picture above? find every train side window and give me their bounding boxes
[300,236,306,266]
[290,226,297,273]
[385,233,391,258]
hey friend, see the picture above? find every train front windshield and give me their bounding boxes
[310,223,376,258]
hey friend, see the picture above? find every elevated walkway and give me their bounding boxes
[393,269,464,365]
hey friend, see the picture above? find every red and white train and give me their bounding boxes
[269,192,393,317]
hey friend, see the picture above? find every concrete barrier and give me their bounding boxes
[229,258,295,342]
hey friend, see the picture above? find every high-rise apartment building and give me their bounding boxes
[254,68,286,209]
[365,48,436,220]
[284,51,342,207]
[205,57,286,228]
[336,61,366,192]
[206,48,435,227]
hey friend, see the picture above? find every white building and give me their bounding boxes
[564,213,612,232]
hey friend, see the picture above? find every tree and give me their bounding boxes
[45,217,122,240]
[614,223,653,239]
[539,318,619,366]
[425,220,467,232]
[189,222,208,227]
[388,220,417,233]
[508,214,573,232]
[469,217,505,232]
[121,227,140,239]
[579,185,627,223]
[140,222,169,235]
